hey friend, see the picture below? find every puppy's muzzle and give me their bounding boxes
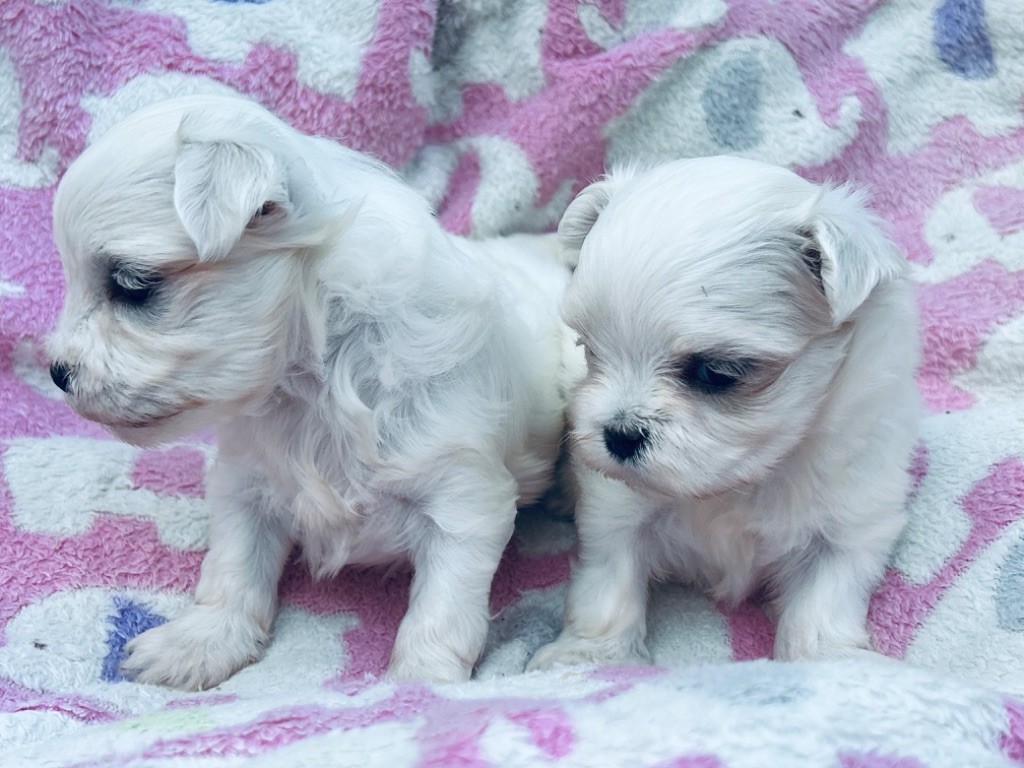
[603,424,649,463]
[50,361,74,393]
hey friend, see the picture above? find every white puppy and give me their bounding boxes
[47,95,573,689]
[529,157,919,669]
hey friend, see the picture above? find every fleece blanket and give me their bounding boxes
[3,0,1024,765]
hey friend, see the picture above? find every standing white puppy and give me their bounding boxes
[48,95,573,689]
[529,157,919,668]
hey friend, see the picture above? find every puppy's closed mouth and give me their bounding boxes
[580,450,645,485]
[102,409,198,447]
[95,407,190,430]
[114,412,183,429]
[581,444,757,502]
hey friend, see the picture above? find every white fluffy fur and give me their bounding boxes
[48,95,573,689]
[529,157,920,670]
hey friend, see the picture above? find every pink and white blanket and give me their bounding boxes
[3,1,1024,765]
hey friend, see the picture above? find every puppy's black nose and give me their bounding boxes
[49,361,73,393]
[603,424,648,462]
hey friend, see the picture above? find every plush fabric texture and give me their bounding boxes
[3,0,1024,764]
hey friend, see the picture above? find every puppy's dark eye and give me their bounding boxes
[678,355,750,395]
[247,200,279,228]
[108,267,162,307]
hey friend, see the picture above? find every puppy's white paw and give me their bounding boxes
[773,619,876,663]
[385,650,472,684]
[121,604,268,690]
[527,633,651,672]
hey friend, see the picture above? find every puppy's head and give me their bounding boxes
[47,96,335,446]
[560,157,905,499]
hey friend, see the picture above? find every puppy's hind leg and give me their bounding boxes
[121,462,291,690]
[387,455,518,684]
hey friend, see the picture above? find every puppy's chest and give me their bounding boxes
[246,399,413,568]
[651,503,778,603]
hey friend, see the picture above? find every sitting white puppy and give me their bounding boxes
[47,95,572,689]
[529,157,919,669]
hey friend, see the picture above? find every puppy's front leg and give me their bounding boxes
[387,458,517,683]
[770,532,892,662]
[121,462,291,690]
[528,469,652,670]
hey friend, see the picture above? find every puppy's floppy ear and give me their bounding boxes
[558,168,636,270]
[800,184,906,326]
[173,113,288,261]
